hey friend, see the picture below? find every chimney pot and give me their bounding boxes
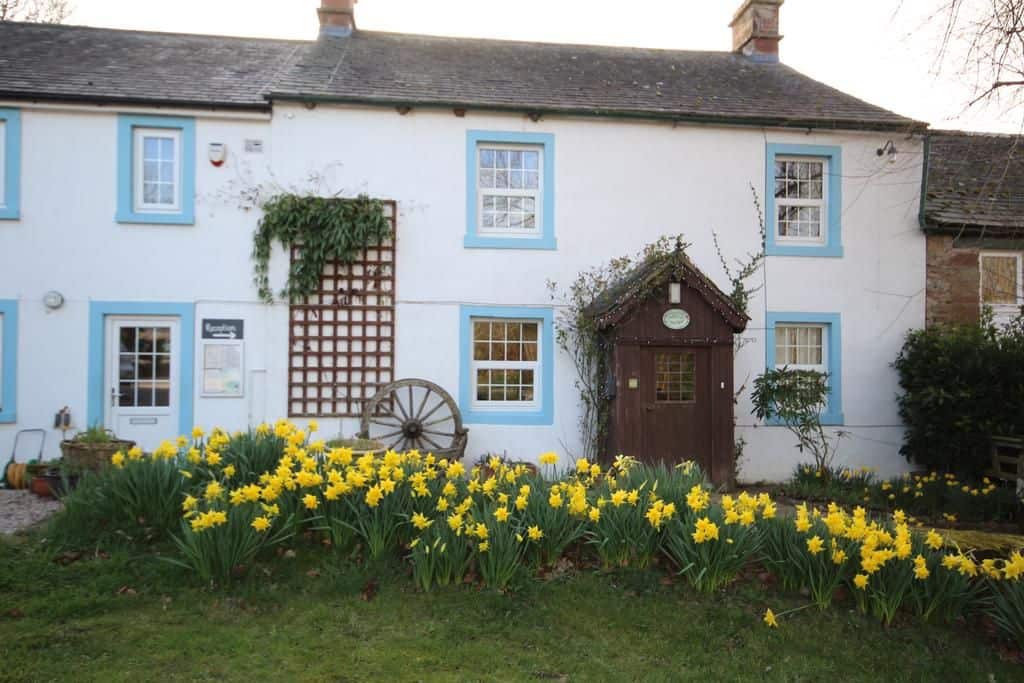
[729,0,784,62]
[319,0,357,37]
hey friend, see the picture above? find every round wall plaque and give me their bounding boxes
[662,308,691,330]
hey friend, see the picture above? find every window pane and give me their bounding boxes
[471,319,540,404]
[655,351,695,402]
[981,255,1019,305]
[158,184,174,205]
[160,160,175,183]
[159,137,175,160]
[775,325,824,368]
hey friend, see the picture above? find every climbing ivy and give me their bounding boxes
[712,184,767,318]
[252,193,391,303]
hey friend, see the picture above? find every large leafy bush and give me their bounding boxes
[893,313,1024,477]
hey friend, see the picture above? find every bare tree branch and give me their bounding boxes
[0,0,71,23]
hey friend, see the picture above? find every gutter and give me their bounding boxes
[0,90,272,113]
[918,134,931,231]
[266,92,928,135]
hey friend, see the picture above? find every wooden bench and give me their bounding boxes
[990,437,1024,494]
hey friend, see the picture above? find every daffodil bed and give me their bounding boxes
[780,464,1020,525]
[27,421,1024,661]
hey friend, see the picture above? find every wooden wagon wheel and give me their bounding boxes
[360,378,468,456]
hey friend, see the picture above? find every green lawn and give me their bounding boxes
[0,538,1018,682]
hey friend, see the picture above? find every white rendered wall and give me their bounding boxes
[0,102,925,482]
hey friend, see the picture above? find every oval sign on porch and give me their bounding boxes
[662,308,691,330]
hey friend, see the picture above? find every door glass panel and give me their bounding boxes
[118,381,134,407]
[116,325,172,408]
[119,354,136,380]
[138,328,154,353]
[154,382,170,407]
[155,327,171,353]
[119,327,136,352]
[156,355,171,380]
[137,382,154,407]
[655,352,696,402]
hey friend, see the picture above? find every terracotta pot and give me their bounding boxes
[30,475,54,498]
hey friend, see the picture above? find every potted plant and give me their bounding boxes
[327,436,386,458]
[28,460,80,498]
[59,424,135,471]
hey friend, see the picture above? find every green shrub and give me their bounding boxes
[988,575,1024,649]
[894,313,1024,477]
[751,367,846,472]
[47,455,186,547]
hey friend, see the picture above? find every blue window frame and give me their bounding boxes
[0,108,22,220]
[764,312,844,426]
[0,299,18,423]
[116,115,196,225]
[459,305,554,425]
[465,130,556,250]
[87,301,195,433]
[765,143,843,257]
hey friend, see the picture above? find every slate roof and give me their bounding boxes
[583,249,748,332]
[270,31,921,132]
[923,131,1024,236]
[0,22,303,109]
[0,21,922,131]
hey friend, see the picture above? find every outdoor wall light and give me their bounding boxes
[876,140,897,162]
[43,290,64,310]
[669,282,682,304]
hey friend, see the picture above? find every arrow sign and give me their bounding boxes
[202,319,244,340]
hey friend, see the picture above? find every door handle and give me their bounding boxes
[110,387,123,407]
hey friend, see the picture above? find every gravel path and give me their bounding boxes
[0,490,62,535]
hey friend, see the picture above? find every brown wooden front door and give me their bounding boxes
[616,346,712,469]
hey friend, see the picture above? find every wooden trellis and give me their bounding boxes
[288,200,396,417]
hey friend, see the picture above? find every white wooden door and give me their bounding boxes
[105,316,180,449]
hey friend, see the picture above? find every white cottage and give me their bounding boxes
[0,0,927,482]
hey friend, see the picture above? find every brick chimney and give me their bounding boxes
[729,0,783,62]
[319,0,357,37]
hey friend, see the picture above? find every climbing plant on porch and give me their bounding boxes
[547,236,691,461]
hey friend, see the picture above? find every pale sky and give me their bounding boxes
[66,0,1019,134]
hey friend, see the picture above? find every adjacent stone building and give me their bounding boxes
[923,131,1024,326]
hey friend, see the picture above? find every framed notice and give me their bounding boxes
[201,340,244,397]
